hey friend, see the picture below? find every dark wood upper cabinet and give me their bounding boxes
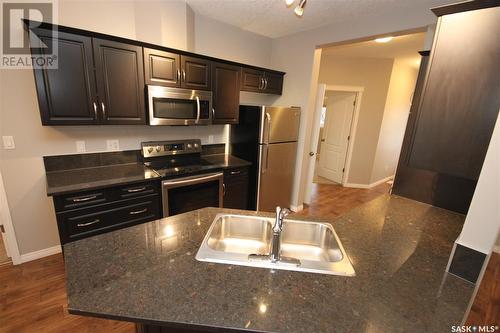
[212,62,240,124]
[240,68,283,95]
[143,48,180,87]
[240,68,263,93]
[32,30,98,125]
[180,56,211,90]
[93,38,146,125]
[264,72,284,95]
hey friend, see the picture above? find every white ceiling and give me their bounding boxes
[184,0,450,38]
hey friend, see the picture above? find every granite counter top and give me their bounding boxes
[45,154,251,196]
[64,195,474,333]
[45,163,160,196]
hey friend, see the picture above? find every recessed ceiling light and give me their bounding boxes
[375,36,393,43]
[294,0,307,17]
[285,0,295,7]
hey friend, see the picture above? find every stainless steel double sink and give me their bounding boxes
[195,214,355,276]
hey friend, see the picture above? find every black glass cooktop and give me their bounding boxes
[144,155,215,178]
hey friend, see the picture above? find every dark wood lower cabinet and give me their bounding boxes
[223,167,249,210]
[53,181,161,244]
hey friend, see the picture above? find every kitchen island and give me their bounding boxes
[64,195,474,333]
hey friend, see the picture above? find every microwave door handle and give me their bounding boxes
[195,96,200,124]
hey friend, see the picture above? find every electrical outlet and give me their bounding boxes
[208,135,214,144]
[106,139,120,151]
[2,136,15,149]
[76,141,86,153]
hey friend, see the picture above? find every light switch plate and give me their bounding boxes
[76,141,86,153]
[106,139,120,151]
[2,136,15,149]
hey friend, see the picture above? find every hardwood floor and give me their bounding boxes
[298,182,392,219]
[466,252,500,326]
[0,254,135,333]
[0,182,410,333]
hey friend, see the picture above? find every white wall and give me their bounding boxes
[270,6,440,207]
[0,0,274,256]
[318,56,395,184]
[455,114,500,254]
[371,58,419,183]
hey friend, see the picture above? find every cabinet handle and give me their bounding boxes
[212,108,215,120]
[101,102,106,115]
[264,78,268,90]
[222,183,226,196]
[259,77,264,90]
[182,69,186,81]
[93,102,98,117]
[73,195,97,202]
[129,208,148,215]
[177,69,181,81]
[230,170,241,175]
[126,187,146,193]
[77,219,100,227]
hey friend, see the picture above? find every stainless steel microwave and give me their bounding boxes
[147,86,212,125]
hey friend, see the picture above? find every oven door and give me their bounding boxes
[148,86,212,126]
[161,172,223,217]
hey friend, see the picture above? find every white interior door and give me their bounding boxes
[318,91,356,183]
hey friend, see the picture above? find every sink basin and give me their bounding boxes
[196,214,355,276]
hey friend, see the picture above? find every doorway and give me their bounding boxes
[315,90,358,185]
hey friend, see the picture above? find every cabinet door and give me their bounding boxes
[212,63,240,124]
[143,48,180,87]
[180,56,211,90]
[264,72,284,95]
[223,167,249,210]
[32,30,98,125]
[240,68,263,93]
[93,38,146,124]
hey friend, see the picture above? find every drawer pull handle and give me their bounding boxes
[77,219,100,227]
[73,195,97,202]
[230,170,241,175]
[127,187,147,193]
[129,208,148,215]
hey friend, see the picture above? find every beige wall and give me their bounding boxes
[318,56,394,184]
[0,1,274,255]
[269,4,439,207]
[371,59,419,183]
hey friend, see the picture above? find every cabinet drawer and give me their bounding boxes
[54,190,107,211]
[108,181,159,201]
[57,194,160,243]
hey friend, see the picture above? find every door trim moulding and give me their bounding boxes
[0,172,21,265]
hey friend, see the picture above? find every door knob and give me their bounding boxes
[309,152,315,156]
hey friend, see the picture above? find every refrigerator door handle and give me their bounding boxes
[261,144,269,174]
[265,112,271,144]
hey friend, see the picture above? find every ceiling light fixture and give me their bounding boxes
[284,0,295,7]
[375,36,394,43]
[294,0,307,17]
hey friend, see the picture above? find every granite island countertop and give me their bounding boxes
[64,195,474,333]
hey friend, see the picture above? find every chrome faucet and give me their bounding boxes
[270,206,291,262]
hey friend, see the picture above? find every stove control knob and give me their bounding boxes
[156,146,161,152]
[187,143,192,149]
[194,143,199,148]
[147,147,153,153]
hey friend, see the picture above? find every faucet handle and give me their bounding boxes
[280,207,292,218]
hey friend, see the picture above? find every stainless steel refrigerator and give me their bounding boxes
[231,105,300,212]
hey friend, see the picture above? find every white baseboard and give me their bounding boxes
[19,245,62,264]
[344,175,394,189]
[493,245,500,254]
[290,204,303,212]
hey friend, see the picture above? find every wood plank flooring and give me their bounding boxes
[466,252,500,326]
